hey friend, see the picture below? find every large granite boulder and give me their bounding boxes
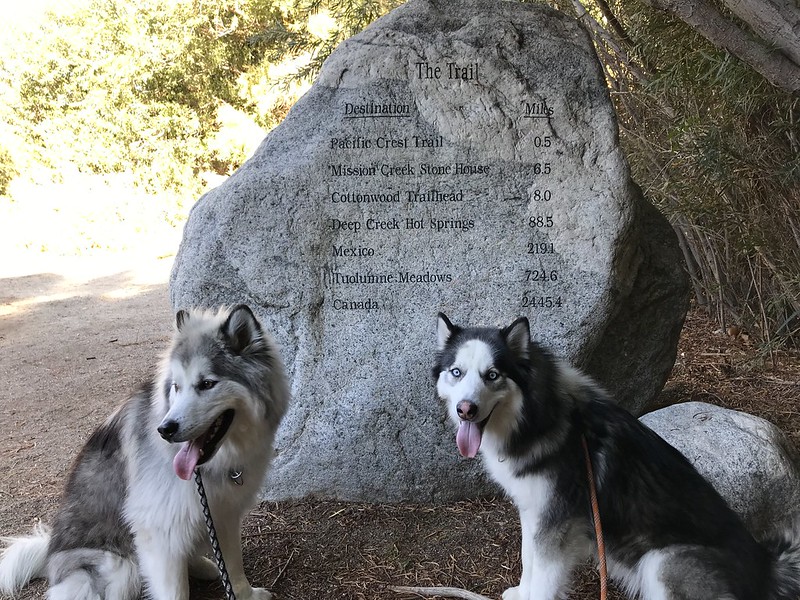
[170,0,688,501]
[642,402,800,534]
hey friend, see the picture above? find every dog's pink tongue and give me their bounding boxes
[456,421,482,458]
[173,441,201,480]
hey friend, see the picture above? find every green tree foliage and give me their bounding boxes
[0,0,399,199]
[0,146,17,196]
[0,0,285,197]
[249,0,401,83]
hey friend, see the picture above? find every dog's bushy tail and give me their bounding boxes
[0,522,50,596]
[765,516,800,600]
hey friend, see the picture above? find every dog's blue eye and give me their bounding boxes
[486,370,499,381]
[450,368,462,378]
[199,379,217,390]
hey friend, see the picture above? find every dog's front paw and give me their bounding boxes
[502,586,523,600]
[238,587,273,600]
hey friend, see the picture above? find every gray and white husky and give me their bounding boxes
[434,313,800,600]
[0,305,289,600]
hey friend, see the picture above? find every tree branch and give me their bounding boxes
[643,0,800,93]
[594,0,632,46]
[572,0,651,86]
[721,0,800,66]
[389,585,493,600]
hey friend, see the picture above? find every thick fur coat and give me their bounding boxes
[0,305,289,600]
[434,313,800,600]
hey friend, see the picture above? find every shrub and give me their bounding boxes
[572,0,800,348]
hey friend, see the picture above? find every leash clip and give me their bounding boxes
[229,469,243,486]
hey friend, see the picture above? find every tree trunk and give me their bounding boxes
[643,0,800,93]
[722,0,800,65]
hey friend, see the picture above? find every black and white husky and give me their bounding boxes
[434,313,800,600]
[0,305,289,600]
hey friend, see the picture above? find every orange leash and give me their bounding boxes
[581,434,608,600]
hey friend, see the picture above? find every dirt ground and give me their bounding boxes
[1,250,799,600]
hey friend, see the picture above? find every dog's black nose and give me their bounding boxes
[157,420,179,441]
[457,401,478,421]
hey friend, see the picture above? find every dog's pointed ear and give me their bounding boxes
[437,313,457,350]
[176,309,189,331]
[502,317,531,358]
[222,305,263,354]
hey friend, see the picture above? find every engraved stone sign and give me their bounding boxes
[170,0,688,501]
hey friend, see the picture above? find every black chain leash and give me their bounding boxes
[194,469,237,600]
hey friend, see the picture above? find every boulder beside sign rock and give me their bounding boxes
[642,402,800,534]
[170,0,688,501]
